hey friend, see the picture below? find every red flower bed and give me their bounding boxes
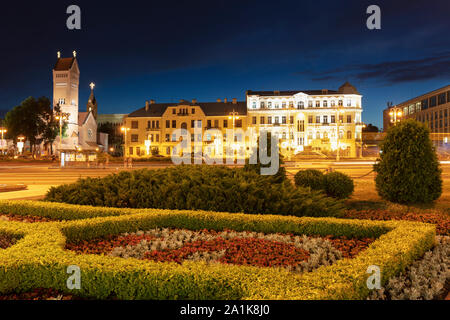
[0,213,55,223]
[66,233,156,255]
[0,234,19,249]
[66,229,375,269]
[145,237,310,268]
[0,288,80,301]
[343,210,450,236]
[322,236,375,259]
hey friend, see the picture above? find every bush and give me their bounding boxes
[294,170,354,199]
[294,169,325,191]
[374,119,442,204]
[45,166,343,217]
[324,172,354,199]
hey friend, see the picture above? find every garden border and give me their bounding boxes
[0,201,436,300]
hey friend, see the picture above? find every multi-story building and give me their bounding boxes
[124,82,363,158]
[246,82,363,158]
[383,85,450,134]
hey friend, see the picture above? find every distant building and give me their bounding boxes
[52,51,108,158]
[383,85,450,133]
[123,82,364,158]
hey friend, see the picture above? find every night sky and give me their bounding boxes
[0,0,449,128]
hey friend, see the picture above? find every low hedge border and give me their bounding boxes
[0,207,436,300]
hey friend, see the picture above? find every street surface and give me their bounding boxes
[1,161,450,202]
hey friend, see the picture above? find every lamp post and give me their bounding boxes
[336,106,344,162]
[121,126,130,157]
[55,111,70,158]
[0,128,7,155]
[389,107,403,125]
[228,110,240,160]
[17,136,25,155]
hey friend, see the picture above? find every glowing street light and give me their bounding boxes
[389,106,403,125]
[55,109,70,157]
[121,126,130,156]
[17,136,25,154]
[0,128,7,155]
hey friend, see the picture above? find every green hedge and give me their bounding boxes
[0,210,436,300]
[44,166,343,218]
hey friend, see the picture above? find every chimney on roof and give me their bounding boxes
[274,90,280,95]
[217,99,222,103]
[192,99,197,104]
[145,101,149,111]
[150,99,155,104]
[322,89,329,94]
[232,98,237,104]
[224,98,228,103]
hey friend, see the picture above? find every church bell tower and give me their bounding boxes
[52,50,80,149]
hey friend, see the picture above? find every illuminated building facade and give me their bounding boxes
[124,82,364,158]
[383,85,450,133]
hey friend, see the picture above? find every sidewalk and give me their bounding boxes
[0,185,51,200]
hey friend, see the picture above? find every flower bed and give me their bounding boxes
[0,205,436,300]
[369,236,449,300]
[0,233,19,249]
[66,228,375,273]
[343,209,450,236]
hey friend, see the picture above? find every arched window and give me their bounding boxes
[181,122,188,130]
[347,131,352,139]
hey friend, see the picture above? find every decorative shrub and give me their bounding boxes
[44,166,343,218]
[294,170,354,199]
[294,169,325,191]
[324,172,354,199]
[374,119,442,204]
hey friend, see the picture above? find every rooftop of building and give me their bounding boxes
[247,82,361,96]
[127,100,247,118]
[53,57,76,71]
[386,84,450,109]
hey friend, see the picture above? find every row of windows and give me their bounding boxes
[307,131,353,140]
[307,115,352,124]
[251,116,294,125]
[132,119,243,130]
[403,91,450,115]
[252,99,353,110]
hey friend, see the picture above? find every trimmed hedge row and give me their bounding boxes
[44,166,344,217]
[0,207,436,300]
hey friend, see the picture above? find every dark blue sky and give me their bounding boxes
[0,0,449,128]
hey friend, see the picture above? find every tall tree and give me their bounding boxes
[4,96,61,157]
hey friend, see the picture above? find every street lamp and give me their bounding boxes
[55,110,70,157]
[17,136,25,154]
[336,107,345,162]
[0,128,7,155]
[121,126,130,157]
[228,111,240,160]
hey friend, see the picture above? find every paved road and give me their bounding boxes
[1,161,450,200]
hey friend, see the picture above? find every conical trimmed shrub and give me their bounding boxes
[374,119,442,204]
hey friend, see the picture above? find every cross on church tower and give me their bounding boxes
[87,82,98,120]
